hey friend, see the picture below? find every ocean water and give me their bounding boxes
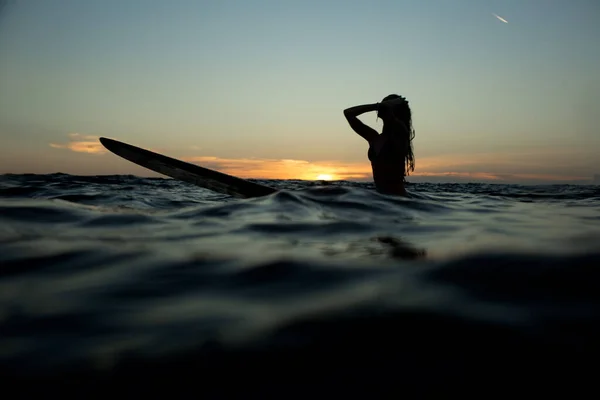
[1,173,599,397]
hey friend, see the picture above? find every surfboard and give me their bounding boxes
[99,137,278,198]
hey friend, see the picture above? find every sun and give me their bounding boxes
[315,174,334,181]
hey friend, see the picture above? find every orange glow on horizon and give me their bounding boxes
[47,134,591,182]
[316,174,334,181]
[182,156,371,180]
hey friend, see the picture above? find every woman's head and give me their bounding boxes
[378,94,415,176]
[377,94,411,124]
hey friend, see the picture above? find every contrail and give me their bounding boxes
[493,13,509,24]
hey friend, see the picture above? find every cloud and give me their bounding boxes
[49,133,107,154]
[409,171,588,183]
[182,156,372,180]
[412,171,502,180]
[414,149,591,181]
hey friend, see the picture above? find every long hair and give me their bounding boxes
[378,94,415,176]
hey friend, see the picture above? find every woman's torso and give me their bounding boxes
[368,133,407,195]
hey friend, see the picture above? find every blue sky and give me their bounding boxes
[0,0,598,182]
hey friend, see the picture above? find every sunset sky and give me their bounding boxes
[0,0,598,183]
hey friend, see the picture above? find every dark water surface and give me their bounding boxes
[1,173,599,397]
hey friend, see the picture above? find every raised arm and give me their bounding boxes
[343,103,379,143]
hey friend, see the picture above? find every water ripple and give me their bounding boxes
[1,173,599,396]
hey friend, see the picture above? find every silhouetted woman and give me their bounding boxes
[344,94,415,195]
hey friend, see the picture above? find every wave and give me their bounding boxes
[1,173,599,396]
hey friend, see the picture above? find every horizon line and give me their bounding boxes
[1,171,597,186]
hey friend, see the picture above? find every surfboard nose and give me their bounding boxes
[99,137,113,146]
[97,137,278,198]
